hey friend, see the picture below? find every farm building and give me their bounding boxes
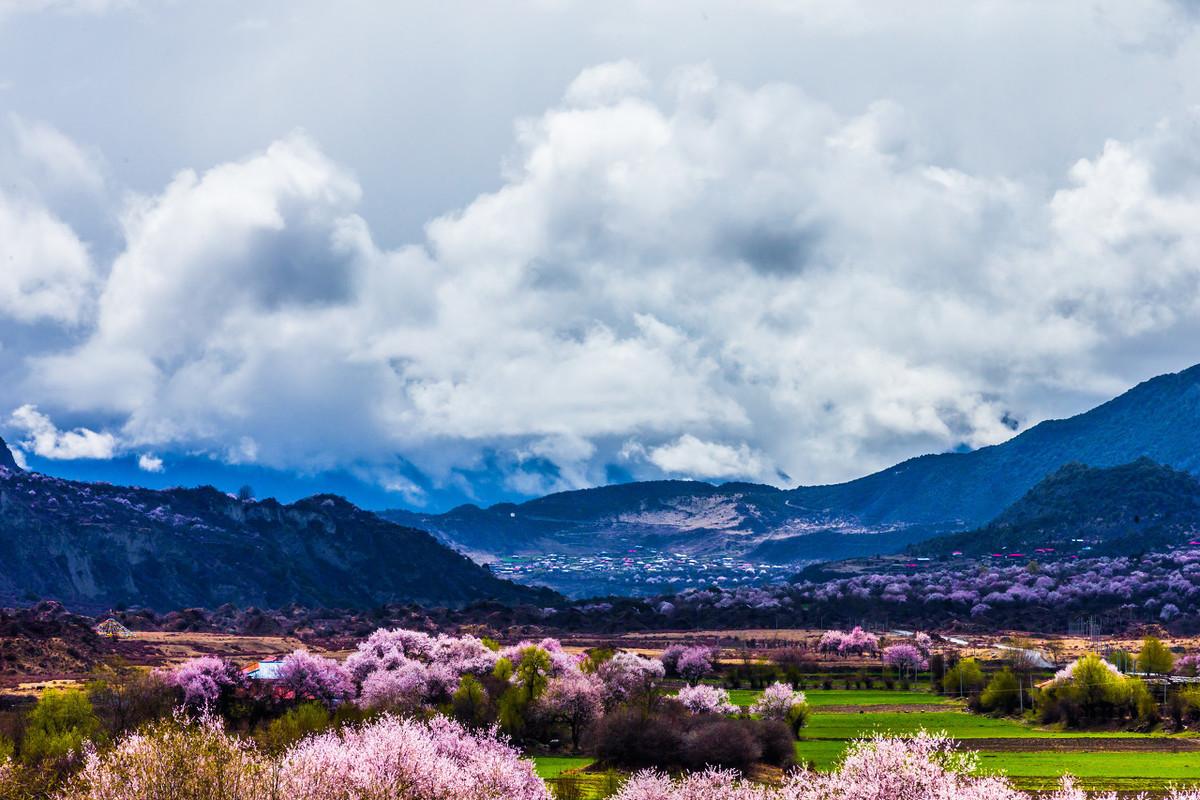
[243,660,283,680]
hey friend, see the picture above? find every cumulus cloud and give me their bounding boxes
[10,61,1200,498]
[137,452,163,472]
[8,404,116,460]
[643,435,774,481]
[0,190,95,323]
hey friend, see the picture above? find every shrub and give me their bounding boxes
[680,719,760,773]
[258,702,330,753]
[1180,685,1200,721]
[785,701,810,736]
[86,663,175,739]
[752,719,795,768]
[588,709,682,769]
[22,689,102,767]
[579,648,615,675]
[942,658,985,697]
[1037,654,1150,727]
[1109,649,1135,673]
[979,668,1022,715]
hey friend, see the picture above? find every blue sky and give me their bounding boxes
[3,1,1200,511]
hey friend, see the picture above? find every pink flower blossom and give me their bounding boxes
[674,684,737,715]
[541,671,603,750]
[597,652,665,709]
[882,644,928,677]
[279,714,550,800]
[163,656,245,708]
[751,682,806,721]
[277,650,354,707]
[675,647,716,684]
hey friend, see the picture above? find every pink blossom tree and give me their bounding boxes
[597,652,665,711]
[278,714,550,800]
[660,644,687,675]
[277,650,354,707]
[675,647,715,684]
[359,661,430,712]
[840,626,879,656]
[541,671,603,751]
[674,684,737,715]
[882,643,928,679]
[818,630,846,655]
[751,682,806,721]
[63,714,274,800]
[163,656,245,709]
[62,712,551,800]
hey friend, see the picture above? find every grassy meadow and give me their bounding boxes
[539,685,1200,795]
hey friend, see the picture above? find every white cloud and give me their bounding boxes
[9,114,105,194]
[8,404,116,460]
[137,452,163,472]
[0,190,95,323]
[7,444,27,470]
[11,59,1200,496]
[645,435,774,481]
[564,60,650,108]
[0,0,133,18]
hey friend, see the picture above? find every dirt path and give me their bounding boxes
[957,737,1200,752]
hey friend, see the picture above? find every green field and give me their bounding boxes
[534,756,596,779]
[801,710,1153,740]
[974,751,1200,791]
[795,707,1200,791]
[538,689,1200,793]
[724,688,957,708]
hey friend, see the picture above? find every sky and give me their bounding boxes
[2,0,1200,510]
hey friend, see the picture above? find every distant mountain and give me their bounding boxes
[786,364,1200,528]
[380,478,933,569]
[910,458,1200,558]
[0,465,555,613]
[385,363,1200,572]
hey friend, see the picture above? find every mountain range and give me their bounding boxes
[0,455,554,613]
[384,363,1200,566]
[910,458,1200,558]
[3,362,1200,609]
